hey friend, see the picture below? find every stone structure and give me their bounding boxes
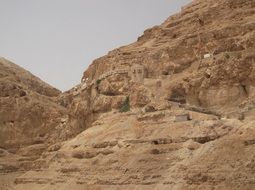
[89,65,145,87]
[174,113,191,122]
[89,67,130,87]
[98,67,129,81]
[130,64,144,83]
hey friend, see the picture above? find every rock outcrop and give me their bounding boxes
[81,0,255,115]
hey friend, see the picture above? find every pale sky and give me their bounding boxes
[0,0,191,91]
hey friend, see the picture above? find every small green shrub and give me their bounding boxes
[96,79,101,86]
[120,96,130,112]
[96,79,102,90]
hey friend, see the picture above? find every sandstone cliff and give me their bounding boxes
[1,0,255,189]
[81,0,255,116]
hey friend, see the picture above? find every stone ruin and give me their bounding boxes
[82,64,145,89]
[130,64,144,83]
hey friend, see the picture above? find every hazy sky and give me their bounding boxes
[0,0,190,91]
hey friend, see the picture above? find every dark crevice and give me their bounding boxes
[192,136,219,144]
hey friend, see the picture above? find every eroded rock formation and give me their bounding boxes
[1,0,255,189]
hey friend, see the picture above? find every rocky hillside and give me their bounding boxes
[1,0,255,189]
[0,58,69,186]
[82,0,255,115]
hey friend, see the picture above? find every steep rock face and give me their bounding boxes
[80,0,255,115]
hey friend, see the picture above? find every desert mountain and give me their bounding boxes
[1,0,255,189]
[0,57,68,177]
